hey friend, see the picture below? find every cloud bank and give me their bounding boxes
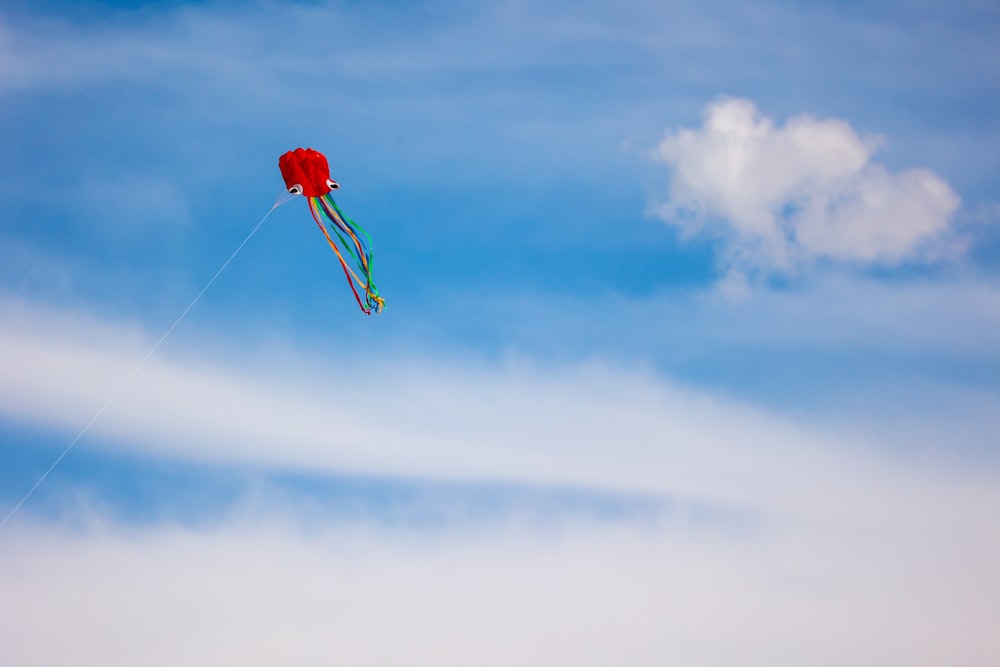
[656,98,962,281]
[2,506,999,667]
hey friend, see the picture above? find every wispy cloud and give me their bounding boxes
[1,292,997,522]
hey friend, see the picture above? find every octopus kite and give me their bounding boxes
[279,147,384,314]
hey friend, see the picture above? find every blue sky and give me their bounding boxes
[1,0,999,664]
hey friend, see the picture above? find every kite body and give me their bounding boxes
[279,147,339,197]
[278,148,384,314]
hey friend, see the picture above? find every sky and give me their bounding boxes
[1,0,999,664]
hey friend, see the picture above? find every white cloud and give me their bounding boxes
[0,293,999,665]
[656,97,961,277]
[1,292,998,523]
[0,295,880,518]
[1,508,998,667]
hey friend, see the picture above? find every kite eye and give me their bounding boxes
[326,179,340,190]
[288,184,303,195]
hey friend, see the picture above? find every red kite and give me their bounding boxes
[279,148,383,314]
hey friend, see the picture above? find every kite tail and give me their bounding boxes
[307,194,385,315]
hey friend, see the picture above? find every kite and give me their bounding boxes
[279,147,384,314]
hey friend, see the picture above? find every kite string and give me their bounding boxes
[0,200,284,530]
